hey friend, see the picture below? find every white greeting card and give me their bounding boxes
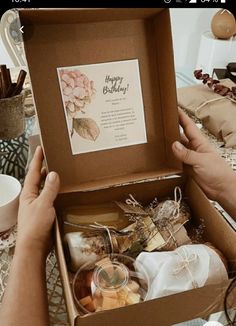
[57,59,147,155]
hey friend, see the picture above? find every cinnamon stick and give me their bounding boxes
[6,68,12,87]
[0,65,9,98]
[0,66,27,99]
[11,70,27,96]
[0,71,3,99]
[5,83,17,98]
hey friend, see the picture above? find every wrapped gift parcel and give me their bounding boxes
[136,244,228,300]
[148,196,191,251]
[177,79,236,147]
[116,187,191,252]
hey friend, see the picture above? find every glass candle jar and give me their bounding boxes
[72,254,149,314]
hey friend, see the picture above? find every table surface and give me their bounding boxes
[1,70,236,326]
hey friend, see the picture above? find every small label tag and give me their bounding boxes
[143,216,166,252]
[115,201,147,216]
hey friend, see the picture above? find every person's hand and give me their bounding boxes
[16,146,60,257]
[172,109,236,202]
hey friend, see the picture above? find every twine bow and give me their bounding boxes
[126,194,143,207]
[89,222,114,254]
[154,186,182,222]
[173,247,199,289]
[173,186,182,218]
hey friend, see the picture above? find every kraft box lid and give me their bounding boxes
[19,8,182,194]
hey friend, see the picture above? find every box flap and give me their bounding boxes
[20,9,182,193]
[75,282,228,326]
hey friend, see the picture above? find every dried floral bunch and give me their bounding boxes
[118,188,190,230]
[194,69,236,101]
[148,199,190,228]
[116,188,192,254]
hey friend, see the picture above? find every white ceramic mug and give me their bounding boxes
[0,174,21,232]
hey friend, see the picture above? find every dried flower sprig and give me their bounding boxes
[190,218,206,244]
[194,69,236,101]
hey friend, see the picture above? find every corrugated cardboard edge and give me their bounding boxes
[60,173,183,194]
[55,219,77,325]
[15,26,50,172]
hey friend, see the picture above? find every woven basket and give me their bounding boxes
[0,93,25,139]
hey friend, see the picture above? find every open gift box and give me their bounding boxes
[20,8,236,325]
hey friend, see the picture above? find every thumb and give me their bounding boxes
[39,171,60,205]
[172,141,202,166]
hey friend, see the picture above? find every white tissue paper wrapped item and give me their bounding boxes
[136,244,228,300]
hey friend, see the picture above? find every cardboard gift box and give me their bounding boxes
[20,8,236,326]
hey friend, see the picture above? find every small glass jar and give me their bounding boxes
[65,230,121,272]
[72,254,149,314]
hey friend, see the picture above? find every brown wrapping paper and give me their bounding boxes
[177,79,236,148]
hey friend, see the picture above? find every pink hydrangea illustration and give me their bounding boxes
[59,68,100,142]
[59,69,96,117]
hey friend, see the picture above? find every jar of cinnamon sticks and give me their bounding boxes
[0,65,27,139]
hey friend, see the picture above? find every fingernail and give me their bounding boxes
[174,141,183,151]
[47,171,57,183]
[36,145,41,153]
[41,167,47,175]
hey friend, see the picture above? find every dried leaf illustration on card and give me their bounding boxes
[72,118,100,141]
